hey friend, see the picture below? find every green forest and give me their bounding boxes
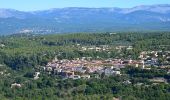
[0,32,170,100]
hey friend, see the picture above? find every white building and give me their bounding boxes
[11,83,21,88]
[34,72,40,80]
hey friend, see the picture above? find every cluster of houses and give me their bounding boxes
[44,56,147,79]
[32,50,170,81]
[80,45,110,52]
[115,46,133,50]
[139,51,170,67]
[80,45,134,52]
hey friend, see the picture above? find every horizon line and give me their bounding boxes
[0,4,169,12]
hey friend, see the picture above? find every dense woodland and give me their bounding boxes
[0,32,170,100]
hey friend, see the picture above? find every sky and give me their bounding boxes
[0,0,170,11]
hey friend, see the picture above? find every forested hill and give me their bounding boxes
[0,32,170,99]
[0,32,170,70]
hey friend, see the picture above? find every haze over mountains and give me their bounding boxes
[0,4,170,35]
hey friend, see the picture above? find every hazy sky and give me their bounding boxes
[0,0,170,11]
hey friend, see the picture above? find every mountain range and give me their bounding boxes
[0,4,170,35]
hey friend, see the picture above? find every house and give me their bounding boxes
[104,67,121,76]
[0,44,5,47]
[141,60,145,69]
[113,97,120,100]
[123,80,131,85]
[34,72,40,80]
[81,75,90,79]
[127,46,133,50]
[54,68,62,74]
[11,83,22,88]
[74,67,86,73]
[0,71,3,75]
[95,47,102,51]
[135,64,139,67]
[150,77,167,83]
[109,33,117,35]
[113,70,121,75]
[61,71,74,78]
[46,67,53,72]
[69,75,81,80]
[88,47,95,50]
[81,47,87,51]
[135,83,143,86]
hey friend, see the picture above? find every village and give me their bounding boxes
[10,47,170,89]
[10,49,170,89]
[43,49,170,80]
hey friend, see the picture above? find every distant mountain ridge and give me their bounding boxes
[0,4,170,35]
